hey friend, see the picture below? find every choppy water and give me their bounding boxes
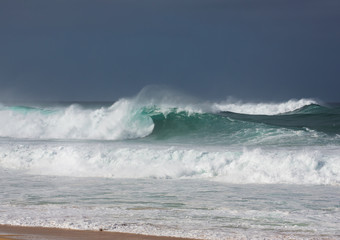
[0,88,339,239]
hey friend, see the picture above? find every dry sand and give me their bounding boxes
[0,225,197,240]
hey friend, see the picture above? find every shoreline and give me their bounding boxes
[0,225,198,240]
[1,225,339,240]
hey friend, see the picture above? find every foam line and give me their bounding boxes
[0,142,338,185]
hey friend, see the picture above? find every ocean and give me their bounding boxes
[0,88,339,239]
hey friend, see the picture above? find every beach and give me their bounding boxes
[0,225,198,240]
[1,225,340,240]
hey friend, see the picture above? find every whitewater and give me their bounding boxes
[1,88,340,239]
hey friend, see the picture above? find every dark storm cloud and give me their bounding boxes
[0,0,340,101]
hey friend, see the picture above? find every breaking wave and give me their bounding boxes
[0,99,154,140]
[0,89,336,143]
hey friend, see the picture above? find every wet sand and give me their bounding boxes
[0,225,197,240]
[2,224,338,240]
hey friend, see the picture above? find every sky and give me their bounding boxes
[1,0,340,102]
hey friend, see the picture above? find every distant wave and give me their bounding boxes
[213,98,317,115]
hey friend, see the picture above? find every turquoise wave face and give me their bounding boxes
[143,104,340,146]
[219,104,340,135]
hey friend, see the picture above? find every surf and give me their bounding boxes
[0,88,339,185]
[0,88,339,146]
[0,140,339,185]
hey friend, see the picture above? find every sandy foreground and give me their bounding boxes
[0,225,197,240]
[1,225,339,240]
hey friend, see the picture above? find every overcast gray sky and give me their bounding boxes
[1,0,340,102]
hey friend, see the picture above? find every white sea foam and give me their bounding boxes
[0,141,339,185]
[0,99,154,140]
[213,98,317,115]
